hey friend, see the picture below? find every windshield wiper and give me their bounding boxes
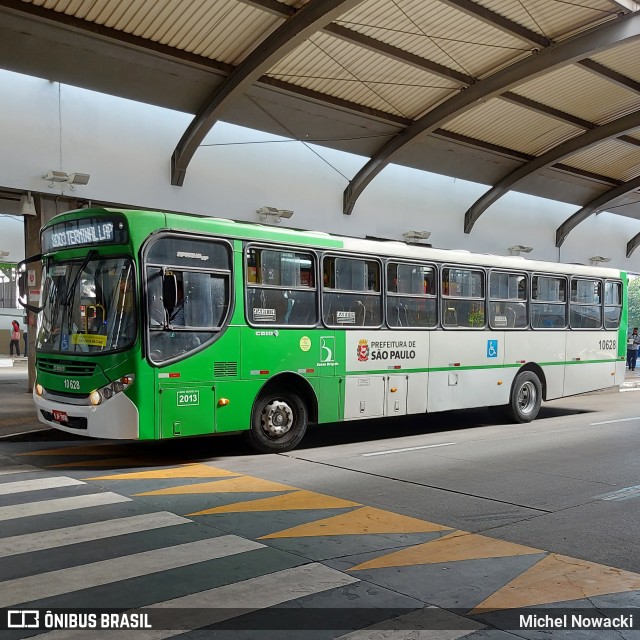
[64,250,97,307]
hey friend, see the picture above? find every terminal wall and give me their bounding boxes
[0,69,637,271]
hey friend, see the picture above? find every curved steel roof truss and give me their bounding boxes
[627,230,640,257]
[343,10,640,215]
[558,175,640,248]
[464,109,640,232]
[170,0,365,186]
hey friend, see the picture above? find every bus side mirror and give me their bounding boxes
[162,271,178,310]
[17,271,27,300]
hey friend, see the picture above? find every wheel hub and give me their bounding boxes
[261,400,294,437]
[518,381,536,414]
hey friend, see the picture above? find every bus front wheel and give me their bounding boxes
[246,387,308,453]
[508,371,542,423]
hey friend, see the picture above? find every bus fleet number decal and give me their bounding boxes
[599,339,616,350]
[177,390,200,406]
[64,379,80,390]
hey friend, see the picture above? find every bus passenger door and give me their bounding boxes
[158,382,215,438]
[386,375,408,416]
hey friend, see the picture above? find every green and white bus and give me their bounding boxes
[21,208,627,452]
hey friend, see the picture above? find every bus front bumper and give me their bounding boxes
[34,391,140,439]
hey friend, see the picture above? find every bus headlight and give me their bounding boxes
[91,374,135,406]
[35,383,43,397]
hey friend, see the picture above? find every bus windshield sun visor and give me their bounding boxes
[64,250,97,307]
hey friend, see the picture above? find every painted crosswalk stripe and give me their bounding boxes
[0,492,131,522]
[0,476,84,495]
[0,464,38,476]
[35,563,359,639]
[1,535,264,608]
[0,512,191,558]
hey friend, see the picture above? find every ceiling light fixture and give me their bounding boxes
[257,206,294,223]
[508,245,533,256]
[43,170,90,188]
[402,230,431,243]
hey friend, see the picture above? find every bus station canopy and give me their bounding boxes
[1,0,640,247]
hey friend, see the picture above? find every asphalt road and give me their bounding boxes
[1,380,640,637]
[203,387,640,574]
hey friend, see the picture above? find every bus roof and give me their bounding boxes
[44,207,623,279]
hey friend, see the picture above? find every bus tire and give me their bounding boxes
[246,387,308,453]
[507,371,542,423]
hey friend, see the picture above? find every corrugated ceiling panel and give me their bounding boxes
[269,33,459,119]
[443,98,582,155]
[33,0,280,65]
[338,0,529,79]
[514,64,640,125]
[591,40,640,83]
[562,138,640,181]
[478,0,621,40]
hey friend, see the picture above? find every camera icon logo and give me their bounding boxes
[8,610,39,628]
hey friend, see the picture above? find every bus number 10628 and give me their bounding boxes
[599,339,616,350]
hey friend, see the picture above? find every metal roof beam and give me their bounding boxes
[432,129,620,185]
[501,93,640,148]
[323,24,474,84]
[170,0,365,186]
[620,134,640,147]
[627,229,640,257]
[343,11,640,215]
[501,92,594,129]
[556,175,640,247]
[464,109,640,232]
[239,0,474,85]
[437,0,550,47]
[577,59,640,93]
[238,0,295,18]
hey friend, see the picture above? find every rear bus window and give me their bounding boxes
[604,280,622,329]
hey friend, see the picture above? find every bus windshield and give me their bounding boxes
[37,256,136,354]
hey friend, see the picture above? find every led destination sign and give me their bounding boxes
[42,216,128,252]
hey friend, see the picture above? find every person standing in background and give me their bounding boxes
[627,327,640,371]
[9,319,21,356]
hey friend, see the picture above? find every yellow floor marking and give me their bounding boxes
[260,506,451,539]
[188,490,360,515]
[86,463,239,480]
[350,531,542,571]
[472,553,640,612]
[135,476,294,495]
[18,444,129,457]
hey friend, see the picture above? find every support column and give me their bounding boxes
[23,193,79,392]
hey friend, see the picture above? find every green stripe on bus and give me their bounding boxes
[346,359,619,375]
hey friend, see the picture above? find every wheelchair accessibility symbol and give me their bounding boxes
[487,339,498,358]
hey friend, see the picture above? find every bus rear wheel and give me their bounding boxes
[246,387,308,453]
[508,371,542,423]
